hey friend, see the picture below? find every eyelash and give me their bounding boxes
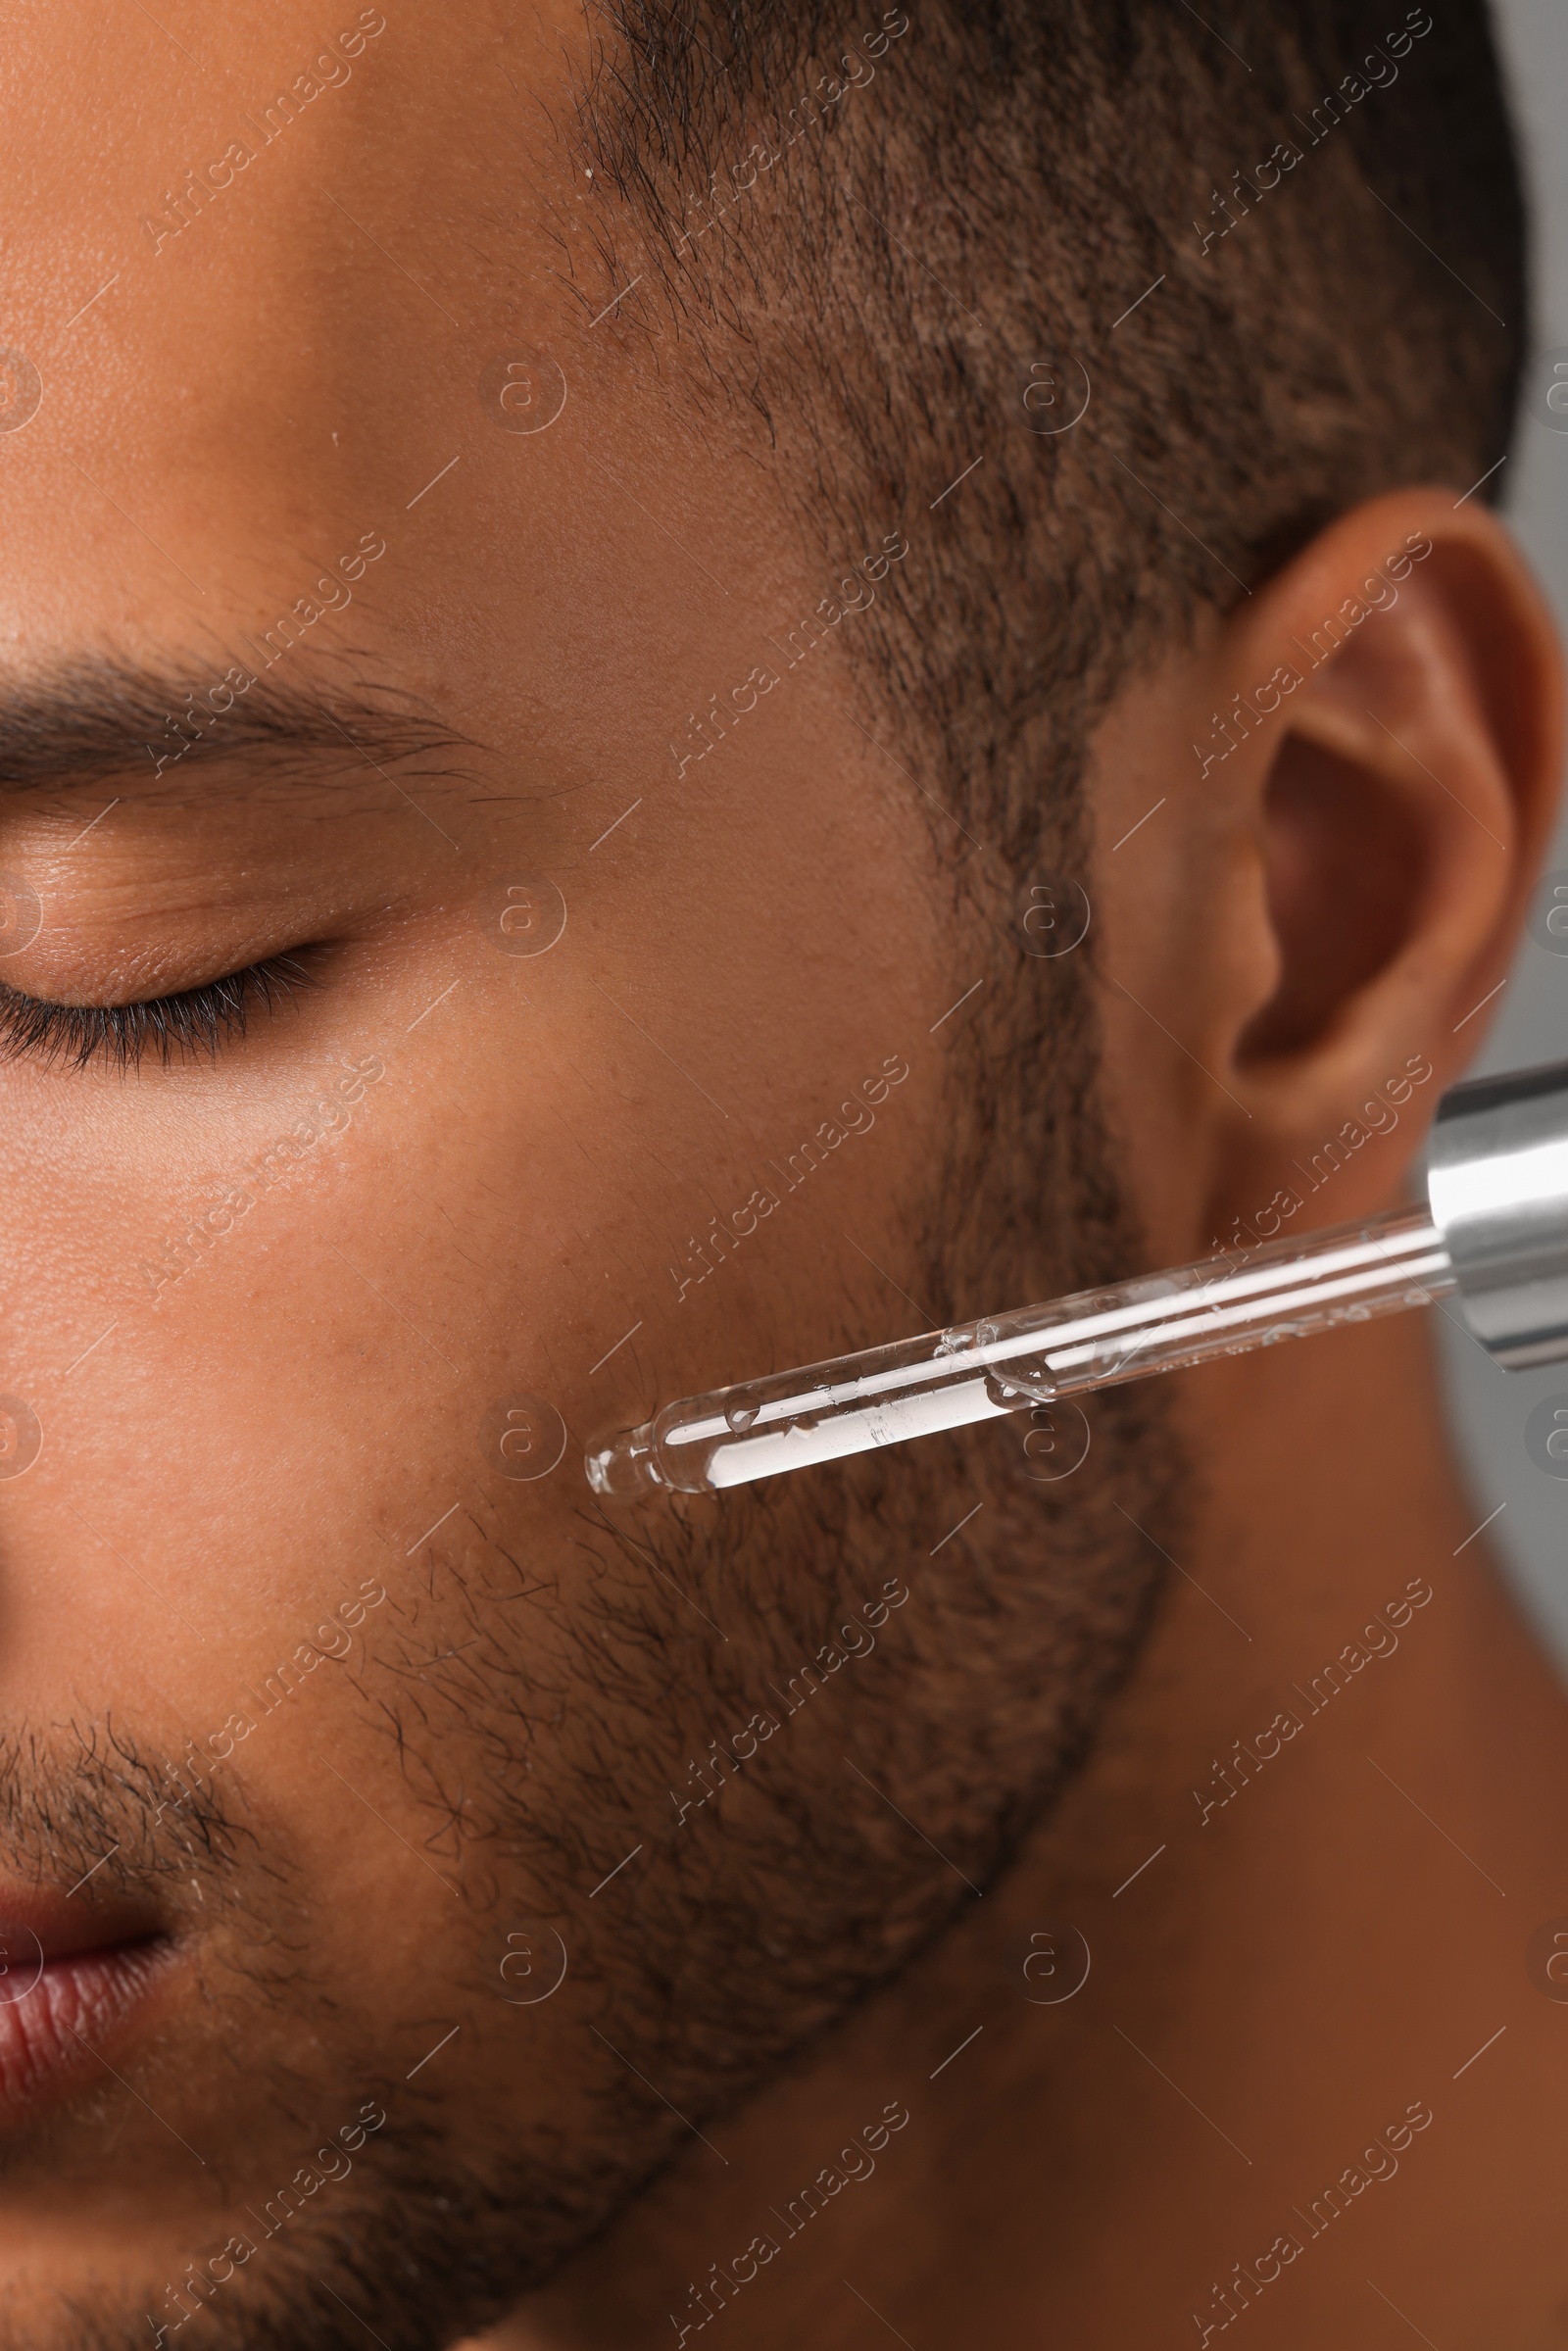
[0,953,319,1073]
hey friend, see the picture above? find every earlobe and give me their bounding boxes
[1206,488,1563,1205]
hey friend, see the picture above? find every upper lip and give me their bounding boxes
[0,1886,178,2125]
[0,1884,167,1966]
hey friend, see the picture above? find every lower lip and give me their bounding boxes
[0,1936,173,2113]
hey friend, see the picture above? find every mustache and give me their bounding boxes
[0,1716,250,1907]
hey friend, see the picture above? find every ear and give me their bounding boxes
[1093,487,1564,1255]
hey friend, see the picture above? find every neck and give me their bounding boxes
[491,1311,1568,2350]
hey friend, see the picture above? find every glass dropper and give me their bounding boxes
[586,1205,1452,1499]
[586,1055,1568,1503]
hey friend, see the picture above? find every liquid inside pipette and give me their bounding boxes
[585,1204,1454,1501]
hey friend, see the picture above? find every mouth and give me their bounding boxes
[0,1894,175,2117]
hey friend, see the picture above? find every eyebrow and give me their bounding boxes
[0,649,482,796]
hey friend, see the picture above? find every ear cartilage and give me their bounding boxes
[586,1059,1568,1503]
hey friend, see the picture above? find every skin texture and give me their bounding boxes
[0,6,1564,2349]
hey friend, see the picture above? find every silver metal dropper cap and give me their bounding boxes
[1427,1057,1568,1369]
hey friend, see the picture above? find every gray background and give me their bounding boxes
[1435,1,1568,1657]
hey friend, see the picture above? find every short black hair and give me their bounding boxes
[564,1,1525,864]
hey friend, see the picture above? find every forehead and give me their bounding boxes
[0,0,852,862]
[0,1,653,687]
[6,3,549,411]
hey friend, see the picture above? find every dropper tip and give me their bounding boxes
[584,1420,665,1502]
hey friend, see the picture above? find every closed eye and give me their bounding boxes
[0,951,320,1072]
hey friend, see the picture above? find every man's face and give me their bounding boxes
[0,7,1175,2342]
